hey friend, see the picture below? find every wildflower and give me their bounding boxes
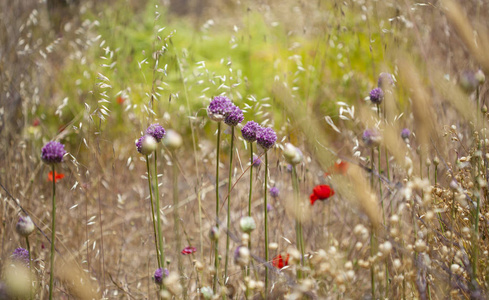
[256,127,277,150]
[207,96,233,122]
[475,70,485,84]
[153,268,169,285]
[378,72,395,89]
[48,170,65,183]
[116,96,125,104]
[333,160,348,174]
[240,216,256,233]
[41,141,66,165]
[272,253,290,269]
[267,203,273,212]
[362,129,382,147]
[269,186,279,198]
[401,128,411,140]
[310,185,335,205]
[209,226,220,241]
[12,248,29,266]
[369,87,384,105]
[146,124,166,142]
[15,216,35,237]
[181,246,197,255]
[201,286,213,299]
[224,104,244,126]
[286,164,293,172]
[252,155,261,167]
[283,143,303,165]
[136,135,157,155]
[234,246,251,267]
[241,121,260,142]
[460,71,478,93]
[163,129,183,150]
[33,119,40,127]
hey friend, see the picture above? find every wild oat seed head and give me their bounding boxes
[154,268,169,285]
[269,186,279,198]
[12,248,29,266]
[224,104,244,126]
[256,126,277,150]
[369,87,384,105]
[136,135,157,155]
[15,216,35,237]
[207,96,233,122]
[241,121,260,142]
[41,141,66,165]
[146,124,166,142]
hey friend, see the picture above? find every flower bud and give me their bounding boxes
[163,129,183,150]
[234,246,250,267]
[209,226,220,241]
[239,216,256,233]
[283,143,303,165]
[16,216,35,237]
[136,135,157,155]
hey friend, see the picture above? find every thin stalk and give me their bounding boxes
[172,151,183,291]
[26,236,32,299]
[292,165,304,279]
[246,143,253,290]
[146,156,161,268]
[264,152,269,297]
[48,164,56,300]
[154,151,165,269]
[378,145,385,224]
[369,150,375,299]
[213,122,222,292]
[224,126,235,283]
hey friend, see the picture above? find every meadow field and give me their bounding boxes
[1,0,489,298]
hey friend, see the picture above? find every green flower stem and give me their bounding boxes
[172,151,184,296]
[245,143,253,300]
[292,165,303,279]
[146,155,161,269]
[369,149,375,300]
[213,122,221,293]
[264,152,269,297]
[26,236,31,267]
[154,151,165,271]
[224,126,235,283]
[48,164,56,300]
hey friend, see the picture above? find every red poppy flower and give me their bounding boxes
[181,246,197,255]
[325,160,348,177]
[272,253,290,269]
[116,96,125,104]
[48,171,65,183]
[32,119,40,127]
[309,185,334,205]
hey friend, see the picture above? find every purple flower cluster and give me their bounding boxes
[224,105,244,126]
[153,267,169,285]
[269,186,279,198]
[207,96,233,122]
[378,72,394,89]
[362,129,381,148]
[146,124,166,142]
[241,121,260,142]
[369,87,384,105]
[12,247,29,266]
[401,128,411,140]
[41,141,66,164]
[207,96,244,126]
[252,155,261,167]
[256,127,277,150]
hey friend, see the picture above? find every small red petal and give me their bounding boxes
[312,185,334,200]
[117,96,125,104]
[310,193,318,205]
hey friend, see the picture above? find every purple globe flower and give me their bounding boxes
[224,104,244,127]
[256,127,277,150]
[401,128,411,140]
[378,72,395,89]
[146,124,166,142]
[12,247,29,266]
[154,268,169,285]
[241,121,260,142]
[41,141,66,165]
[252,155,261,167]
[369,88,384,105]
[207,96,233,122]
[269,186,279,198]
[362,129,382,148]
